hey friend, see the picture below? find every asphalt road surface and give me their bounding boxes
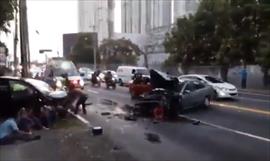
[78,83,270,161]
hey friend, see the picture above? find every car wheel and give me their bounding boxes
[203,97,210,108]
[213,90,219,100]
[119,79,123,86]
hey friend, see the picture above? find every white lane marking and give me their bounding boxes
[237,96,270,103]
[239,91,270,97]
[178,114,270,143]
[68,110,91,126]
[87,89,99,94]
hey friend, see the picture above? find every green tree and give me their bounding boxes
[164,0,261,81]
[256,0,270,86]
[99,38,142,66]
[70,33,100,64]
[0,0,17,33]
[164,0,227,74]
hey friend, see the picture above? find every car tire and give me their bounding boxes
[203,97,210,108]
[119,79,124,86]
[213,90,219,100]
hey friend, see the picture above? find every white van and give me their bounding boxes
[116,66,149,85]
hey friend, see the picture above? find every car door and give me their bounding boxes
[0,79,12,116]
[182,82,197,109]
[9,80,38,110]
[192,81,207,106]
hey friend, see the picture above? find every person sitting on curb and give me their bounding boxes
[0,115,41,145]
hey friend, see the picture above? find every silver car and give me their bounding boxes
[178,79,214,109]
[136,70,214,117]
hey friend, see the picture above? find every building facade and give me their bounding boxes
[121,0,147,34]
[78,0,114,45]
[120,0,200,67]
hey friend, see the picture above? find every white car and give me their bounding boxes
[116,66,149,86]
[178,74,238,98]
[79,67,94,81]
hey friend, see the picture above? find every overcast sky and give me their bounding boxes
[27,0,121,62]
[0,0,121,62]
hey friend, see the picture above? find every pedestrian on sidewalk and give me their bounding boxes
[240,65,248,89]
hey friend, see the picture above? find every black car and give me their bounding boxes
[0,76,67,117]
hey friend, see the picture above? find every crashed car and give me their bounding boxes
[0,76,67,117]
[134,70,214,117]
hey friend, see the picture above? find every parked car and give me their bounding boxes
[0,76,67,117]
[79,67,94,81]
[178,74,238,99]
[116,66,149,86]
[135,70,213,117]
[43,58,84,90]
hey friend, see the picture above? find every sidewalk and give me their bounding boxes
[0,117,134,161]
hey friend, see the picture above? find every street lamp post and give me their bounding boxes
[89,7,102,70]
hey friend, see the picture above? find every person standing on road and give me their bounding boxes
[67,83,88,115]
[240,66,248,89]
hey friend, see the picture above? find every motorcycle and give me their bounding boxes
[91,75,101,87]
[105,77,116,90]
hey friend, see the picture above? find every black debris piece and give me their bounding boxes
[192,120,200,125]
[92,126,103,136]
[145,133,161,143]
[101,112,111,116]
[124,115,137,121]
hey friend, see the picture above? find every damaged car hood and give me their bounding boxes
[149,69,179,91]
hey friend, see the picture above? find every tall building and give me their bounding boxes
[121,0,172,34]
[121,0,147,34]
[174,0,200,21]
[78,0,114,45]
[119,0,199,67]
[185,0,200,15]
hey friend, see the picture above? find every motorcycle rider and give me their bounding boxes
[104,71,113,83]
[91,70,101,86]
[104,71,116,89]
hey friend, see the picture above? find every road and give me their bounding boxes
[78,84,270,161]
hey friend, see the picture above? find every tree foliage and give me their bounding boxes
[98,38,142,66]
[69,33,100,64]
[0,0,17,33]
[164,0,270,83]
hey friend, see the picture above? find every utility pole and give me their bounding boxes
[19,0,30,77]
[13,2,18,76]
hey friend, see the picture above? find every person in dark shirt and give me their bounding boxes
[240,66,248,89]
[67,83,88,115]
